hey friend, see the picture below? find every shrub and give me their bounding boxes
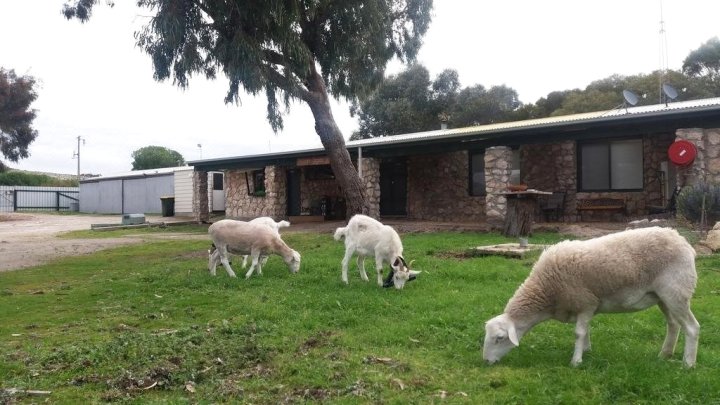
[0,170,78,187]
[676,182,720,225]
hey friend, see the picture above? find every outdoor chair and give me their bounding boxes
[541,191,565,222]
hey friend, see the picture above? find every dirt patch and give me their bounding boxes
[0,213,194,272]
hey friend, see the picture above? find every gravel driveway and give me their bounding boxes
[0,213,193,272]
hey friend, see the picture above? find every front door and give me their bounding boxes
[286,168,301,216]
[380,158,407,216]
[211,172,225,211]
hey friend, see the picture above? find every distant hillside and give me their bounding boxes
[0,169,80,186]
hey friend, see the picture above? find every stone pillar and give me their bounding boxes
[675,128,720,187]
[193,170,210,222]
[484,146,513,225]
[360,157,381,218]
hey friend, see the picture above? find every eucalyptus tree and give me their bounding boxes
[683,37,720,83]
[0,68,38,171]
[63,0,433,214]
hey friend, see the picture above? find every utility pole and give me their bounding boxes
[72,136,85,182]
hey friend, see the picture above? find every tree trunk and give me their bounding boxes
[503,197,535,237]
[304,71,369,216]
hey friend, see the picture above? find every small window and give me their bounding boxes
[469,150,486,196]
[212,172,224,191]
[579,139,643,191]
[252,169,266,195]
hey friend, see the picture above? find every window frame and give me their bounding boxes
[468,149,486,197]
[577,138,644,192]
[252,169,266,196]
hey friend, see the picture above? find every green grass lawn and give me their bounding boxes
[1,229,719,404]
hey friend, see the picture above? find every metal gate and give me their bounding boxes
[0,186,79,212]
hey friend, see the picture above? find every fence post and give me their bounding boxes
[56,191,61,211]
[13,189,17,212]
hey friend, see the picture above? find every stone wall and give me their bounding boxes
[484,146,512,224]
[521,141,576,221]
[192,171,209,222]
[360,157,381,218]
[676,128,720,186]
[224,167,286,219]
[405,151,485,221]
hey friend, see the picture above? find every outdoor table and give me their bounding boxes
[499,189,553,239]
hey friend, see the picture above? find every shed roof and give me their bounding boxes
[80,166,191,183]
[189,97,720,171]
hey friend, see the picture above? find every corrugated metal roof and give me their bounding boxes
[81,166,191,182]
[345,97,720,148]
[189,97,720,167]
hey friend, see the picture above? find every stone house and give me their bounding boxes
[188,97,720,224]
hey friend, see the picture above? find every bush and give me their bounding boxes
[676,182,720,225]
[0,171,78,186]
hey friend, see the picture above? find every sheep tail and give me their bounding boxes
[333,226,347,241]
[277,220,291,228]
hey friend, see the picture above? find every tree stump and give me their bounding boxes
[503,197,535,237]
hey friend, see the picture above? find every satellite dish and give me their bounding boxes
[623,90,639,106]
[662,83,678,101]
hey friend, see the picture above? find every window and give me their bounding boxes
[252,169,266,195]
[579,139,643,191]
[212,172,224,191]
[469,150,486,196]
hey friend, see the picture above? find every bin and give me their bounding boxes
[160,196,175,217]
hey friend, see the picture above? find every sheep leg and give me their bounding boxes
[657,301,680,359]
[260,255,269,269]
[374,255,385,287]
[341,247,355,284]
[357,255,369,281]
[241,255,249,269]
[571,312,593,367]
[245,249,261,279]
[659,292,700,367]
[218,247,237,278]
[208,249,219,276]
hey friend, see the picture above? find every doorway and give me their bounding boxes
[380,157,407,216]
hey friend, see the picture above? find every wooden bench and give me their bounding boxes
[576,198,626,220]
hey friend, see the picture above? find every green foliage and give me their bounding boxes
[0,68,38,171]
[683,37,720,82]
[351,64,523,138]
[1,230,719,403]
[0,170,78,186]
[131,145,185,170]
[676,182,720,225]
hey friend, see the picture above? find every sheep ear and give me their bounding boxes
[392,257,403,268]
[508,322,519,346]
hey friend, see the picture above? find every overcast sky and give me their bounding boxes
[2,0,719,176]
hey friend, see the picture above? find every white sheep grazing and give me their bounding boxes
[208,219,301,279]
[483,226,700,367]
[333,214,420,289]
[240,217,291,269]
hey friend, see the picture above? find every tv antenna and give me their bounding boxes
[658,0,670,103]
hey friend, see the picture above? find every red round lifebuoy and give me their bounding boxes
[668,140,697,166]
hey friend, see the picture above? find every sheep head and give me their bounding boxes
[483,314,520,364]
[284,249,301,274]
[383,257,421,289]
